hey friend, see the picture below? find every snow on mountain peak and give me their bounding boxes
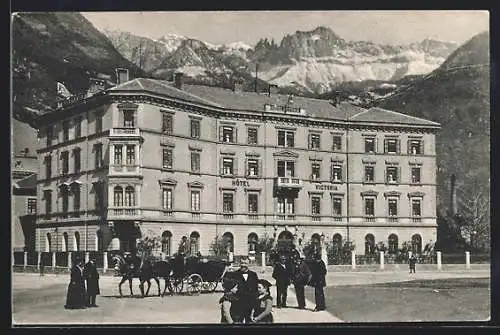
[155,33,188,52]
[224,41,252,50]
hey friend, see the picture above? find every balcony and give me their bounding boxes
[312,216,321,222]
[412,217,422,223]
[109,127,141,137]
[388,217,399,223]
[247,214,259,220]
[108,207,139,218]
[275,177,303,189]
[275,214,296,221]
[364,216,375,222]
[110,164,141,174]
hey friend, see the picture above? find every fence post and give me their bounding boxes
[24,252,28,271]
[68,252,72,269]
[261,252,266,271]
[85,251,90,264]
[465,251,471,270]
[436,251,442,270]
[379,251,385,270]
[52,251,56,270]
[103,251,108,273]
[37,252,41,270]
[351,250,356,270]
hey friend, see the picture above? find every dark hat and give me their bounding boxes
[257,279,272,289]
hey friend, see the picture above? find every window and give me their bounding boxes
[412,199,422,217]
[94,183,103,211]
[365,198,375,216]
[114,145,123,165]
[63,232,69,252]
[61,151,69,175]
[408,139,423,155]
[365,234,375,255]
[277,161,295,177]
[221,126,235,143]
[247,127,258,144]
[248,194,258,213]
[311,162,321,180]
[191,152,200,173]
[162,188,173,210]
[123,110,135,127]
[63,120,70,141]
[388,234,399,254]
[222,232,234,253]
[277,198,295,214]
[411,167,421,184]
[311,196,321,215]
[46,125,53,146]
[388,199,398,217]
[114,186,123,207]
[365,137,376,153]
[62,187,69,213]
[222,158,234,176]
[190,232,200,255]
[126,145,135,165]
[163,148,172,169]
[331,164,343,182]
[44,190,52,214]
[74,232,80,251]
[309,133,321,150]
[162,113,173,134]
[223,193,234,213]
[162,231,172,255]
[27,198,37,214]
[247,159,259,177]
[95,112,103,134]
[73,148,81,173]
[364,165,375,182]
[73,185,80,213]
[277,130,294,147]
[125,186,135,206]
[96,230,104,251]
[46,233,52,252]
[384,138,399,154]
[94,143,103,169]
[332,135,342,152]
[44,155,52,179]
[190,119,200,138]
[386,166,399,184]
[332,198,342,216]
[191,190,200,212]
[248,233,258,252]
[75,117,82,138]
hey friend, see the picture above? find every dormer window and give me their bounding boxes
[222,126,234,143]
[384,138,400,154]
[408,139,423,155]
[365,137,376,153]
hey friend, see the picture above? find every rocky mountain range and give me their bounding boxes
[104,26,459,96]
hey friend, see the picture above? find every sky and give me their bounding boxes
[82,11,489,47]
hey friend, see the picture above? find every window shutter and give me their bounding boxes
[330,164,334,182]
[407,140,410,154]
[235,128,238,143]
[384,139,388,153]
[219,157,223,175]
[421,140,425,155]
[343,163,346,182]
[245,159,249,176]
[258,159,262,177]
[308,134,311,149]
[384,168,387,184]
[398,166,402,184]
[397,140,401,154]
[219,126,223,142]
[233,157,238,176]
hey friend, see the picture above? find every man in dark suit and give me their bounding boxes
[310,252,327,312]
[293,256,312,309]
[84,256,100,307]
[233,258,258,323]
[272,255,291,308]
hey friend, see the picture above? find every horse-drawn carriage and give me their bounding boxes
[112,252,231,297]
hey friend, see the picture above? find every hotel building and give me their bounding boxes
[35,70,440,258]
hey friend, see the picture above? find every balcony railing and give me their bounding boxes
[275,214,296,220]
[275,177,303,188]
[108,207,139,217]
[365,216,375,222]
[412,217,422,223]
[247,214,259,220]
[333,216,343,222]
[312,216,321,222]
[111,164,141,174]
[388,217,399,223]
[192,213,201,219]
[109,128,140,137]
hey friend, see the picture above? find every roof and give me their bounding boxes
[107,78,440,127]
[13,173,37,190]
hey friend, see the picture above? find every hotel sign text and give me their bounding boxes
[315,184,338,191]
[232,179,250,187]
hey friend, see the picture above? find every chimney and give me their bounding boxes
[287,94,294,105]
[268,84,279,96]
[331,91,342,107]
[450,174,457,216]
[115,68,129,85]
[232,79,244,93]
[174,72,184,89]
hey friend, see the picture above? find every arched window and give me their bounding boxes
[74,231,80,251]
[96,230,104,251]
[365,234,375,255]
[311,233,321,244]
[248,233,258,253]
[222,232,234,253]
[125,186,135,207]
[189,231,200,256]
[114,186,123,207]
[388,234,398,254]
[332,233,342,256]
[46,233,52,252]
[62,232,69,252]
[411,234,422,254]
[162,231,172,256]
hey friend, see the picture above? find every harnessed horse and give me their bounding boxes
[112,254,173,297]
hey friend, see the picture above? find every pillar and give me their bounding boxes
[436,251,442,270]
[85,251,90,264]
[12,252,14,266]
[465,251,471,270]
[37,252,41,269]
[379,251,385,270]
[261,252,266,270]
[351,250,356,270]
[52,251,56,270]
[103,251,108,273]
[24,252,28,271]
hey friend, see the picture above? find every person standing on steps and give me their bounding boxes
[293,256,312,310]
[309,252,327,312]
[409,254,417,274]
[272,255,291,308]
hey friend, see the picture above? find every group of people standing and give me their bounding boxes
[64,256,101,309]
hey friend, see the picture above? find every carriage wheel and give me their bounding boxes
[186,274,203,295]
[207,281,218,292]
[168,278,184,294]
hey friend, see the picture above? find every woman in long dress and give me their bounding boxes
[250,279,274,324]
[64,258,87,309]
[219,279,240,324]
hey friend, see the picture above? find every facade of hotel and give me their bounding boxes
[35,70,440,258]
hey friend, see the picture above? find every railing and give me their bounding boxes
[191,213,201,219]
[163,210,173,216]
[412,217,422,223]
[365,216,375,222]
[248,214,259,220]
[333,216,343,222]
[223,214,234,220]
[275,214,296,220]
[388,217,399,223]
[111,164,140,173]
[312,216,321,222]
[109,207,138,216]
[275,177,303,188]
[109,128,140,136]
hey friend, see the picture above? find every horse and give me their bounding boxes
[112,254,173,297]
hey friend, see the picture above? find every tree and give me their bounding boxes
[136,236,161,261]
[255,234,275,254]
[209,235,228,257]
